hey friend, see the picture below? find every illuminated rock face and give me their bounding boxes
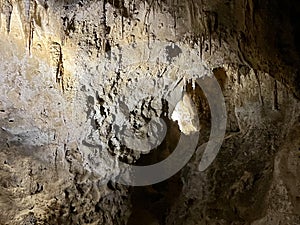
[0,0,300,225]
[171,93,200,135]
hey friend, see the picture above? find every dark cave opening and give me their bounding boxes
[127,81,212,225]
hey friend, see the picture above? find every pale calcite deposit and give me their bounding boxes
[171,93,200,135]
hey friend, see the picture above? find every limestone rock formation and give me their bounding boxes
[0,0,299,224]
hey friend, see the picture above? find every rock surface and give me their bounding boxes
[0,0,299,224]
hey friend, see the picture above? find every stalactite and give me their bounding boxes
[142,1,153,48]
[143,0,153,39]
[28,19,34,54]
[58,52,65,92]
[203,11,218,55]
[237,66,241,85]
[207,14,212,55]
[1,0,13,33]
[129,0,132,16]
[254,70,264,106]
[273,80,279,110]
[201,34,205,59]
[120,0,125,38]
[120,13,123,38]
[152,0,156,20]
[173,0,178,33]
[190,0,195,33]
[24,0,31,21]
[192,78,196,90]
[199,36,202,60]
[50,42,65,92]
[102,0,108,54]
[209,33,212,55]
[22,0,38,53]
[183,76,186,91]
[147,25,150,48]
[5,7,12,33]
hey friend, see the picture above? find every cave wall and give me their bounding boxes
[0,0,299,224]
[167,66,300,225]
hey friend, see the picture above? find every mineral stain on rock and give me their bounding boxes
[165,44,182,64]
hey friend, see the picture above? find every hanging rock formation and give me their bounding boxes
[0,0,299,224]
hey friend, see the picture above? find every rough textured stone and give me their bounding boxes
[0,0,299,225]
